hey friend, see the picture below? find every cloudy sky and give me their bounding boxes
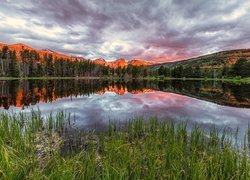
[0,0,250,62]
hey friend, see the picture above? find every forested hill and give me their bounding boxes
[150,49,250,78]
[150,49,250,70]
[0,43,85,62]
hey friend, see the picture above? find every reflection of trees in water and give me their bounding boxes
[0,80,154,109]
[0,80,107,109]
[0,80,250,109]
[153,80,250,107]
[0,80,19,109]
[229,84,250,102]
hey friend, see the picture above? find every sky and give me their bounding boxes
[0,0,250,62]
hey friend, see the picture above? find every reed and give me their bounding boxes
[0,111,249,179]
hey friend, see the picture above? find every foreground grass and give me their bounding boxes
[0,112,249,179]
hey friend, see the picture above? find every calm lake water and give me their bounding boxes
[0,79,250,137]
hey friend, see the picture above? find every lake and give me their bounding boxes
[0,79,250,138]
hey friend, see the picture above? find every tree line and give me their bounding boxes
[0,79,156,109]
[0,46,150,78]
[2,45,249,79]
[156,58,250,78]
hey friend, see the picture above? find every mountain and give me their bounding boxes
[94,58,155,68]
[93,58,109,66]
[111,58,127,68]
[0,42,154,68]
[130,59,154,66]
[0,43,82,62]
[150,49,250,70]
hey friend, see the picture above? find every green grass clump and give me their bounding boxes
[0,112,249,179]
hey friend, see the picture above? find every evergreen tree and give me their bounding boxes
[9,50,20,77]
[29,59,36,77]
[45,54,54,76]
[20,49,30,77]
[222,65,229,77]
[1,46,9,76]
[164,67,171,77]
[158,65,165,76]
[143,68,148,77]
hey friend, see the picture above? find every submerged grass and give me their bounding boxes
[0,111,249,179]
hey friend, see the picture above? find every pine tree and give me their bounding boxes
[1,46,9,76]
[164,67,171,77]
[20,49,30,77]
[37,63,44,77]
[9,50,20,77]
[222,65,229,77]
[232,58,247,77]
[45,54,54,76]
[158,65,165,76]
[29,59,36,77]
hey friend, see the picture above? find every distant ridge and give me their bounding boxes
[0,42,155,68]
[150,48,250,70]
[0,42,81,62]
[2,42,248,69]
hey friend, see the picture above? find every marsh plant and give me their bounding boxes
[0,111,249,179]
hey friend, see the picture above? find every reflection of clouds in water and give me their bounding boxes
[1,91,250,135]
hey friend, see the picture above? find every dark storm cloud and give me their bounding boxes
[0,0,249,62]
[22,0,110,25]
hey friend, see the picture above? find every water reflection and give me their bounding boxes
[0,79,250,137]
[0,80,155,109]
[155,80,250,108]
[1,80,250,109]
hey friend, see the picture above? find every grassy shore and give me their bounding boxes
[138,77,250,83]
[0,76,101,80]
[0,76,250,83]
[0,111,249,179]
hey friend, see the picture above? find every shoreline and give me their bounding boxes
[0,76,249,83]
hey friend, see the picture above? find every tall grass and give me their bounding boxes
[0,111,249,179]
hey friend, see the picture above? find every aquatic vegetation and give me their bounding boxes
[0,111,249,179]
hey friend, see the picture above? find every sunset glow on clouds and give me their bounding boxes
[0,0,250,62]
